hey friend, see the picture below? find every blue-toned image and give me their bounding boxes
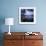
[21,9,34,22]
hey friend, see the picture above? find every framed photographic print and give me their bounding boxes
[19,7,36,24]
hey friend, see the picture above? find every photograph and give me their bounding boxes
[19,7,36,24]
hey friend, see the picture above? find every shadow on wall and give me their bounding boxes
[0,16,5,46]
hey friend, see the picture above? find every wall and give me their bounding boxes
[0,0,46,46]
[0,0,46,32]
